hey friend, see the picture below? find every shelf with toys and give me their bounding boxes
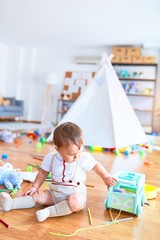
[113,63,157,95]
[111,47,157,134]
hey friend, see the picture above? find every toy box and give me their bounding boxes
[105,171,146,216]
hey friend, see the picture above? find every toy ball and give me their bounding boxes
[94,146,102,151]
[40,137,46,143]
[119,148,124,153]
[89,146,94,151]
[124,150,130,155]
[113,149,120,156]
[36,142,42,149]
[131,146,136,151]
[139,149,145,156]
[27,166,33,172]
[34,130,39,136]
[123,146,131,155]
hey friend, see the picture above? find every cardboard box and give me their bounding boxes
[112,47,126,56]
[132,56,143,63]
[143,56,156,63]
[111,56,120,63]
[120,56,132,63]
[126,47,141,56]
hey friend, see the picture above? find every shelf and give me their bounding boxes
[119,78,156,82]
[58,99,75,103]
[113,63,157,67]
[134,109,153,113]
[126,93,154,97]
[112,61,157,133]
[57,111,67,114]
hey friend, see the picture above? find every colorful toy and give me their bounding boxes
[1,154,8,160]
[144,184,160,200]
[61,92,71,100]
[27,131,38,139]
[40,137,46,143]
[89,146,102,152]
[36,142,42,149]
[105,170,146,216]
[0,160,38,190]
[119,69,130,78]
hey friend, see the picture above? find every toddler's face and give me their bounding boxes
[56,142,84,162]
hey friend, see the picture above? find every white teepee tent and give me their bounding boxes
[47,53,148,148]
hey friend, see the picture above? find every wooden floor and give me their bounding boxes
[0,134,160,240]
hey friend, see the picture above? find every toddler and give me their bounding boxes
[0,122,116,222]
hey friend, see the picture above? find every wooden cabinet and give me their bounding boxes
[112,63,158,133]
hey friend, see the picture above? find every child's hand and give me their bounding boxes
[103,176,117,187]
[24,186,37,196]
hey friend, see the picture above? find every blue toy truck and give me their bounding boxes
[105,171,146,216]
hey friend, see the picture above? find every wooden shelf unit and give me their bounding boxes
[113,62,158,133]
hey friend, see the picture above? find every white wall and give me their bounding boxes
[0,44,105,122]
[0,43,8,94]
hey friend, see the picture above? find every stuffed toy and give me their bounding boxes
[61,92,71,100]
[0,160,38,190]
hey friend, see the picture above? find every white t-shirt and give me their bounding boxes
[41,151,97,187]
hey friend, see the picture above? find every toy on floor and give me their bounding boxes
[105,170,146,216]
[0,218,10,228]
[0,160,38,190]
[0,130,17,143]
[144,184,160,199]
